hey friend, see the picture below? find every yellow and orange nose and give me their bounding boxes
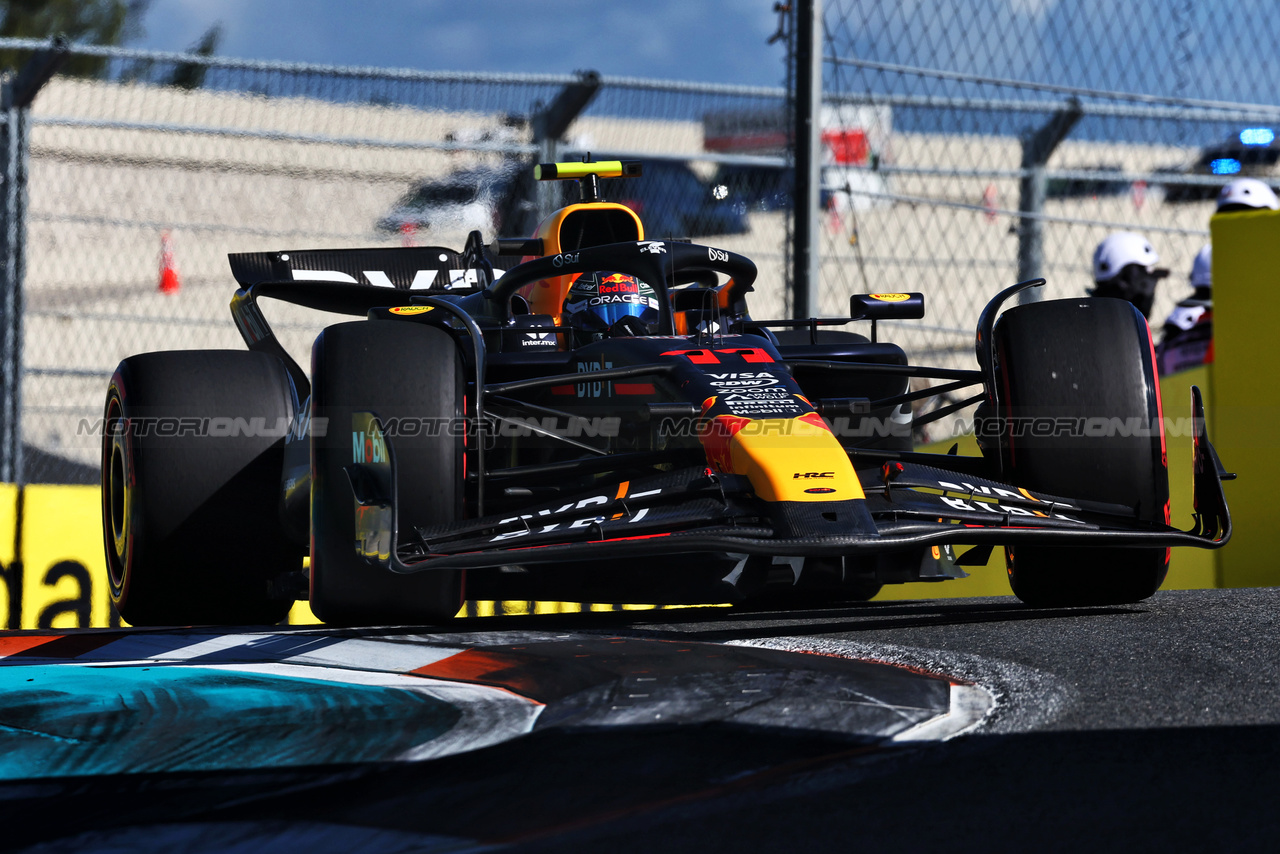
[700,412,863,503]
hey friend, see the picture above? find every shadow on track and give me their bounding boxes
[7,722,1278,852]
[297,598,1143,643]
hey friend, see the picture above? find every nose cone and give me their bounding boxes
[702,413,864,503]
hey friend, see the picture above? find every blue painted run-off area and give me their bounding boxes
[0,665,461,778]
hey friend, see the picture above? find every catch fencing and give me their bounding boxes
[0,39,788,483]
[3,2,1280,479]
[818,0,1280,439]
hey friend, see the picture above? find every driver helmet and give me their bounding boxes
[1216,177,1280,212]
[1090,231,1168,318]
[563,271,661,342]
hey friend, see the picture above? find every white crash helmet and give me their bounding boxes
[1190,244,1212,288]
[1216,177,1280,211]
[1093,232,1159,282]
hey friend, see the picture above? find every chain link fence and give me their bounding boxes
[6,4,1280,478]
[819,0,1280,439]
[0,39,788,483]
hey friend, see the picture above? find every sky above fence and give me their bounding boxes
[130,0,1280,116]
[134,0,788,87]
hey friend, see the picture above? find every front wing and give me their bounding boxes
[347,387,1231,574]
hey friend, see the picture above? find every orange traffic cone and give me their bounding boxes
[1132,180,1148,211]
[981,184,998,223]
[158,230,181,294]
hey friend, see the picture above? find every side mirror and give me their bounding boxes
[850,292,925,321]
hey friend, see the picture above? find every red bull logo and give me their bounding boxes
[598,273,640,294]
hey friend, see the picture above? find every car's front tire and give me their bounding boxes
[309,320,466,625]
[994,298,1169,606]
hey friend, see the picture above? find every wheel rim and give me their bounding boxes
[109,443,127,552]
[103,396,130,592]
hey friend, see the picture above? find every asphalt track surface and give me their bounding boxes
[2,587,1278,852]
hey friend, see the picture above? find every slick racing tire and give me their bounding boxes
[102,350,300,626]
[994,297,1169,607]
[309,320,465,625]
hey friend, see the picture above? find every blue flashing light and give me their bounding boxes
[1211,158,1243,175]
[1240,127,1275,146]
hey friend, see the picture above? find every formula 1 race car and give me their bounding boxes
[101,160,1234,626]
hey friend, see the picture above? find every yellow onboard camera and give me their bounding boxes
[534,159,642,203]
[534,159,642,181]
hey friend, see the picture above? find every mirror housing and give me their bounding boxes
[850,292,925,321]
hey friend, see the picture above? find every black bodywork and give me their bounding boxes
[226,232,1232,602]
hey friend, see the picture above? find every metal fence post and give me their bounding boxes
[0,96,17,486]
[531,71,601,225]
[495,70,601,239]
[792,0,823,318]
[0,38,67,485]
[1015,98,1082,294]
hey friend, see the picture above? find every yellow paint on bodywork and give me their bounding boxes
[727,416,865,502]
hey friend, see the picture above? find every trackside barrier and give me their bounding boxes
[0,484,119,629]
[1210,208,1280,589]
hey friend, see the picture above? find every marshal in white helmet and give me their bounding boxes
[1216,177,1280,212]
[1089,231,1169,318]
[1157,243,1213,375]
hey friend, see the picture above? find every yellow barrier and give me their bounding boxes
[1210,208,1280,589]
[0,484,117,629]
[0,483,315,628]
[0,485,718,628]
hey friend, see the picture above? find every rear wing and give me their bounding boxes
[228,231,499,292]
[227,231,502,402]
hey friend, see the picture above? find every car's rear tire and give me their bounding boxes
[102,351,300,626]
[309,320,466,625]
[994,298,1169,607]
